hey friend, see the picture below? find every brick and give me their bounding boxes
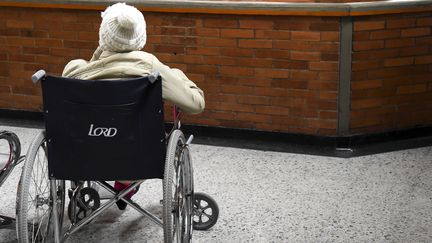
[78,32,98,41]
[417,17,432,26]
[237,113,271,123]
[239,19,273,29]
[35,39,63,48]
[416,36,432,45]
[6,20,33,29]
[273,60,308,70]
[237,58,272,68]
[352,80,382,90]
[204,19,238,28]
[23,47,49,55]
[49,31,77,40]
[290,51,320,61]
[352,60,382,71]
[237,96,270,105]
[0,85,11,94]
[221,48,253,57]
[352,49,399,60]
[254,87,287,97]
[255,30,290,40]
[238,77,272,87]
[220,29,254,38]
[187,47,220,56]
[291,70,318,81]
[50,48,79,58]
[386,18,416,29]
[256,106,290,116]
[272,79,308,89]
[291,31,321,41]
[7,37,34,46]
[415,55,432,64]
[21,30,48,38]
[321,53,338,61]
[208,111,235,120]
[255,68,290,78]
[35,55,66,65]
[307,119,337,129]
[385,38,414,48]
[193,28,220,37]
[238,39,272,48]
[161,27,186,35]
[63,23,93,31]
[187,64,218,74]
[399,46,429,57]
[351,98,384,109]
[353,40,384,51]
[321,31,340,41]
[310,22,339,31]
[219,66,253,76]
[64,40,95,49]
[353,32,370,41]
[255,50,289,59]
[270,97,306,107]
[9,54,34,62]
[154,45,185,54]
[309,62,338,71]
[354,21,385,31]
[384,57,414,67]
[220,85,253,94]
[203,38,236,47]
[319,111,337,119]
[274,21,310,31]
[308,81,337,91]
[320,72,338,82]
[369,29,400,40]
[274,41,338,52]
[398,84,427,94]
[217,102,254,113]
[203,56,236,66]
[401,27,431,37]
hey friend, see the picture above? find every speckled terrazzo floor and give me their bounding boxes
[0,125,431,242]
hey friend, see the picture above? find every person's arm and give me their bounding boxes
[152,55,205,114]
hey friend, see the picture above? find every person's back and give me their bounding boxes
[62,3,205,114]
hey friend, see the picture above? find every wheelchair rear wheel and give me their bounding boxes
[163,130,193,243]
[0,131,21,187]
[16,131,65,243]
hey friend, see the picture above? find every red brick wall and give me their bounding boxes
[0,7,340,135]
[351,12,432,133]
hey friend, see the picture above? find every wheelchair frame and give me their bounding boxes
[0,131,24,230]
[15,70,218,243]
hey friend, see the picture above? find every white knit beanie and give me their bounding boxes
[99,3,146,52]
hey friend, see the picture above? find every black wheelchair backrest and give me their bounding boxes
[41,75,166,181]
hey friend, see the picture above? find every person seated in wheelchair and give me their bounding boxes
[62,3,205,209]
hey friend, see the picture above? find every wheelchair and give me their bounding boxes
[0,130,23,230]
[15,70,219,243]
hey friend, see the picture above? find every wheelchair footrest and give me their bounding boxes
[0,215,15,230]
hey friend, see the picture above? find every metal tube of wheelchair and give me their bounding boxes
[97,181,163,227]
[186,134,194,145]
[50,179,61,243]
[64,182,141,237]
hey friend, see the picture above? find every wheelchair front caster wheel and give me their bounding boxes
[68,187,100,223]
[193,192,219,230]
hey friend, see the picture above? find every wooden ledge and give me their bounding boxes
[0,0,431,16]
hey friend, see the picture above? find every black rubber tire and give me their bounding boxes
[193,192,219,230]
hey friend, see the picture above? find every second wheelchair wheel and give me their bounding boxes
[16,131,65,243]
[163,129,193,243]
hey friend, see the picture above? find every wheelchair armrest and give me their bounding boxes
[32,70,46,84]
